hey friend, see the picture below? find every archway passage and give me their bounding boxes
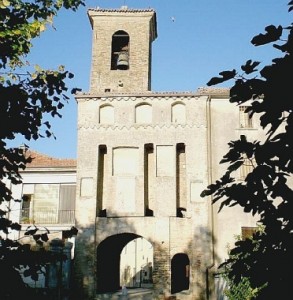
[96,233,153,293]
[171,253,190,294]
[120,237,153,288]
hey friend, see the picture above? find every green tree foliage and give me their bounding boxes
[0,0,83,297]
[201,1,293,299]
[221,227,266,300]
[223,274,260,300]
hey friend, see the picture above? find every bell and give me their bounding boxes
[117,51,129,70]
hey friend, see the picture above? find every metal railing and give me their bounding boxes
[20,208,75,224]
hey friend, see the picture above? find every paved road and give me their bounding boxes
[96,288,153,299]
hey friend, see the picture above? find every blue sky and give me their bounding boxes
[11,0,292,158]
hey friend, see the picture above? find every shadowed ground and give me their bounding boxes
[96,287,153,299]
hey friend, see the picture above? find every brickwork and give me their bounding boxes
[74,88,215,299]
[88,8,157,93]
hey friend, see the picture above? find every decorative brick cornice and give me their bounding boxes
[75,88,230,101]
[88,7,156,13]
[77,123,206,131]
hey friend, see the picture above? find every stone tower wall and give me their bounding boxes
[88,8,157,93]
[76,94,210,219]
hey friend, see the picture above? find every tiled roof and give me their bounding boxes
[25,150,76,168]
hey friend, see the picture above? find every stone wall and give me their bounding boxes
[88,8,157,93]
[74,92,213,299]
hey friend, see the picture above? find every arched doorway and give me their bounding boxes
[96,233,153,293]
[171,253,190,294]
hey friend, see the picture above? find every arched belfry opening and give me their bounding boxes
[96,233,153,293]
[111,30,130,70]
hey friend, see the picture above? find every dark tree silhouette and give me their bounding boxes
[201,1,293,299]
[0,0,83,297]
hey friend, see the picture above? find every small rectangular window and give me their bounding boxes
[240,158,254,180]
[239,106,253,128]
[241,226,257,240]
[21,194,32,223]
[239,150,255,180]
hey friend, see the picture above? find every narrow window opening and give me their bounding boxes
[239,106,253,128]
[21,194,32,223]
[176,143,186,217]
[144,143,154,216]
[239,135,255,180]
[98,145,107,217]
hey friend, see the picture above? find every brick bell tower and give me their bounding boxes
[88,6,157,93]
